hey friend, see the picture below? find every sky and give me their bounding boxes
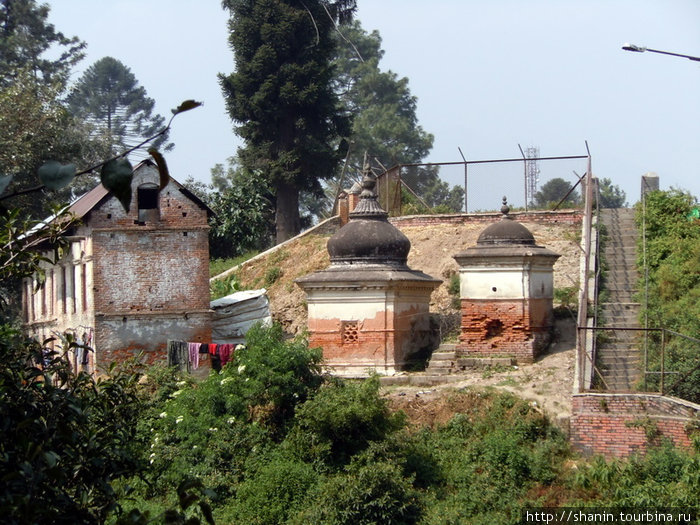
[47,0,699,211]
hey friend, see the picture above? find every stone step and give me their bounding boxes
[598,353,641,363]
[601,316,641,324]
[456,357,515,368]
[428,351,456,361]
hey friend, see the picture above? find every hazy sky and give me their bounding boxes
[47,1,699,210]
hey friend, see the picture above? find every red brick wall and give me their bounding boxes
[307,301,434,375]
[89,167,212,370]
[95,312,211,372]
[458,298,553,362]
[92,229,210,312]
[389,209,582,228]
[571,393,700,457]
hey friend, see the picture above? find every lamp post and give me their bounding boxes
[622,43,700,62]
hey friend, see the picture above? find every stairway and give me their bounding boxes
[424,344,457,375]
[596,208,642,391]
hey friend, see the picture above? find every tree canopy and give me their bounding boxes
[67,56,173,154]
[533,177,580,209]
[0,0,85,87]
[327,20,463,213]
[0,71,109,219]
[220,0,356,244]
[185,158,274,260]
[596,177,627,208]
[332,20,433,171]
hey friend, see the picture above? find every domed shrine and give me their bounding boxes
[296,168,441,376]
[452,198,560,362]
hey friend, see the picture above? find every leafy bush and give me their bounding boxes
[0,326,146,524]
[636,189,700,401]
[221,454,318,524]
[571,442,700,507]
[135,323,324,503]
[285,376,404,470]
[294,460,422,525]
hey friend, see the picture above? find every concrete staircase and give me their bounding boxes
[596,208,642,391]
[424,343,515,376]
[424,344,457,375]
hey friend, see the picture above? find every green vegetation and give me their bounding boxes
[2,322,698,523]
[533,177,581,209]
[209,253,258,278]
[220,0,355,243]
[67,56,173,153]
[636,189,700,402]
[264,266,283,287]
[112,325,700,523]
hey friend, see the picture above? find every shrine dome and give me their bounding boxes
[477,197,536,246]
[327,170,410,265]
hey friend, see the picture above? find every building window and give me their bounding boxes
[138,184,160,223]
[341,321,359,344]
[49,270,54,316]
[61,266,67,314]
[81,264,87,312]
[70,264,76,314]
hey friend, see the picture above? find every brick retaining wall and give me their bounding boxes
[389,210,582,228]
[571,393,700,457]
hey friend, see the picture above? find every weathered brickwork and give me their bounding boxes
[457,298,552,362]
[92,229,210,313]
[390,210,583,229]
[23,161,212,374]
[571,393,700,457]
[305,288,437,376]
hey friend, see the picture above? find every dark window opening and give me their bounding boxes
[485,319,504,339]
[138,185,160,222]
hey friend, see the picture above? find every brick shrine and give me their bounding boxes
[296,168,441,376]
[452,198,560,363]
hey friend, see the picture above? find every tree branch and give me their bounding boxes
[0,112,176,203]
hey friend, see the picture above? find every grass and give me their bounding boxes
[209,252,259,278]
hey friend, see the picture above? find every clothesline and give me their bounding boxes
[167,340,241,372]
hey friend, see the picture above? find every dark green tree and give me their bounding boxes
[0,72,110,218]
[220,0,356,244]
[533,177,580,209]
[185,158,274,259]
[596,177,627,208]
[0,0,85,87]
[67,56,173,154]
[329,20,462,213]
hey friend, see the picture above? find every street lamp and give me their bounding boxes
[622,43,700,62]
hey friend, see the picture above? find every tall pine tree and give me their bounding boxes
[67,56,172,154]
[220,0,356,243]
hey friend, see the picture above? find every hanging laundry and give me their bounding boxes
[167,341,190,372]
[211,351,222,373]
[188,342,200,370]
[219,343,234,366]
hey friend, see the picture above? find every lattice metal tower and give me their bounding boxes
[525,146,540,205]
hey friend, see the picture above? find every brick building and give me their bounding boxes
[22,160,213,373]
